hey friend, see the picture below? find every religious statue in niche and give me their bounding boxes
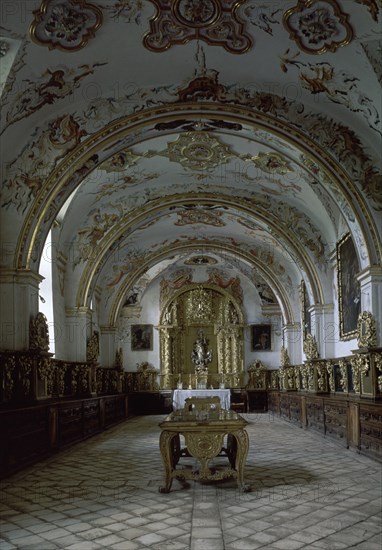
[191,329,212,374]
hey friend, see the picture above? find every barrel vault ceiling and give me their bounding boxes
[1,0,381,328]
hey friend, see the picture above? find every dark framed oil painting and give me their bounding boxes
[337,233,361,340]
[131,324,153,351]
[251,324,272,351]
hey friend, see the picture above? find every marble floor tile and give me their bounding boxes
[0,414,380,550]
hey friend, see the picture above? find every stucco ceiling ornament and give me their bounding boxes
[246,151,293,175]
[144,0,252,53]
[0,40,10,57]
[30,0,103,51]
[283,0,353,54]
[166,131,233,170]
[100,150,144,172]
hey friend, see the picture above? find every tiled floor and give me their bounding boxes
[0,413,381,550]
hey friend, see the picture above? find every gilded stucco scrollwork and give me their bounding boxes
[338,359,348,392]
[280,346,290,367]
[30,312,50,352]
[350,354,369,393]
[4,355,15,400]
[374,353,382,392]
[326,360,335,392]
[19,356,33,396]
[37,357,54,394]
[316,361,328,391]
[246,360,266,389]
[357,311,377,349]
[303,333,319,360]
[87,331,99,363]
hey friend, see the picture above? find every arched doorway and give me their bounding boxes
[158,284,244,388]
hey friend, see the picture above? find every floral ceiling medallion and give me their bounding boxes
[144,0,252,54]
[283,0,353,54]
[247,152,293,175]
[166,132,233,170]
[30,0,103,51]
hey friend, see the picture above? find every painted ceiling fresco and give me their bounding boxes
[0,0,381,328]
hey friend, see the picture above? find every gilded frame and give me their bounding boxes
[336,233,361,340]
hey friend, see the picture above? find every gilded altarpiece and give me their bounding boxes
[158,284,244,389]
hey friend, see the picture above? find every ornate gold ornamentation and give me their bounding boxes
[30,312,50,352]
[338,359,348,391]
[30,0,103,51]
[86,331,99,363]
[186,285,212,323]
[374,353,382,392]
[357,311,377,348]
[19,356,33,396]
[136,361,159,390]
[350,354,369,393]
[166,132,232,171]
[247,151,293,175]
[185,256,217,265]
[247,360,266,389]
[316,362,328,391]
[303,333,319,360]
[301,364,315,390]
[144,0,252,53]
[270,370,279,389]
[37,357,54,394]
[283,0,353,54]
[326,361,335,391]
[115,347,123,369]
[191,329,212,374]
[175,208,225,227]
[4,355,15,400]
[280,346,290,367]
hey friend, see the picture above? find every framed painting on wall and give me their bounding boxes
[337,233,361,340]
[251,324,272,351]
[131,324,153,351]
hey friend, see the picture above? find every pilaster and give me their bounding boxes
[0,269,42,350]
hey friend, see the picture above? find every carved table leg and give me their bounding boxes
[232,429,251,492]
[159,430,177,493]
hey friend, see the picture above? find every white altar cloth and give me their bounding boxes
[172,389,231,410]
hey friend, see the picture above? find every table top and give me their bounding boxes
[159,409,247,430]
[172,388,231,410]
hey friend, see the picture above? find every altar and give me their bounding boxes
[172,389,231,411]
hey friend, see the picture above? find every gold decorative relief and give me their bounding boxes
[357,311,377,349]
[283,0,353,54]
[338,359,348,392]
[186,285,213,323]
[30,312,50,352]
[246,151,293,175]
[86,331,99,362]
[166,132,232,171]
[280,346,290,367]
[303,333,319,359]
[30,0,103,51]
[144,0,252,53]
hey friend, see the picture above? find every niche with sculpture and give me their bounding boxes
[158,284,244,389]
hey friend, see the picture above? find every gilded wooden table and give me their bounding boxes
[158,409,250,493]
